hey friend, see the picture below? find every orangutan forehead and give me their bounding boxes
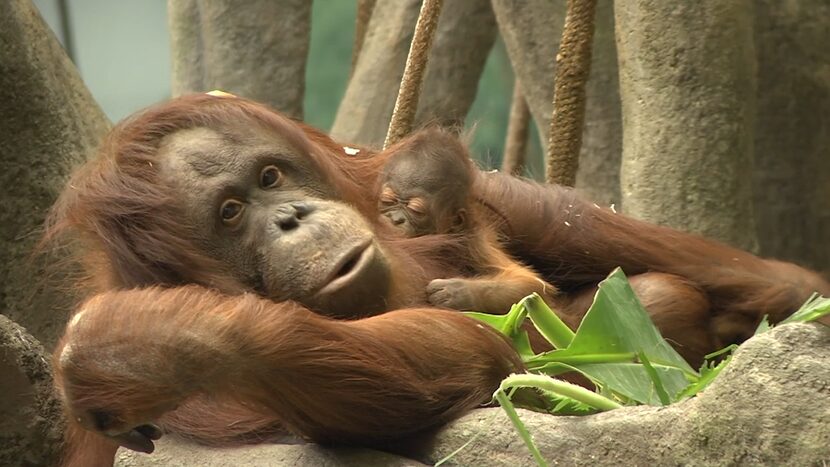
[155,128,235,177]
[385,155,470,196]
[157,126,296,178]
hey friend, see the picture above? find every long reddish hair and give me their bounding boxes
[43,95,396,292]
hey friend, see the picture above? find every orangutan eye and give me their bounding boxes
[219,199,245,224]
[407,198,427,216]
[260,165,283,189]
[380,186,397,206]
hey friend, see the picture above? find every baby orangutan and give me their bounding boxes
[378,130,556,314]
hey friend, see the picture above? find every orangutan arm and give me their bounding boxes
[427,231,558,314]
[54,285,522,451]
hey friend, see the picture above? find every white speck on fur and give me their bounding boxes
[68,310,85,329]
[343,146,360,156]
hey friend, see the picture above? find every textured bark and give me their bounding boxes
[492,0,621,206]
[0,0,110,345]
[168,0,311,119]
[615,0,758,251]
[331,0,496,147]
[752,0,830,273]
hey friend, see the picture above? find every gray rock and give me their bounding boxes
[116,440,425,467]
[117,323,830,466]
[491,0,621,206]
[752,0,830,274]
[615,0,758,251]
[168,0,311,119]
[0,314,64,467]
[0,0,110,346]
[330,0,496,147]
[426,323,830,466]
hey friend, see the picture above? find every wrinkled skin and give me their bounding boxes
[157,126,392,317]
[375,131,555,314]
[378,150,469,236]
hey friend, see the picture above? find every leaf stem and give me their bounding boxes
[500,374,623,411]
[523,294,575,349]
[527,352,637,367]
[494,390,550,467]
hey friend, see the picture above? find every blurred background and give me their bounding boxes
[32,0,544,172]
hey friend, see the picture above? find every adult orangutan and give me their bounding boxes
[48,94,829,466]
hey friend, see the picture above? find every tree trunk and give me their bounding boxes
[501,81,531,175]
[168,0,311,119]
[0,0,110,346]
[752,0,830,273]
[615,0,758,251]
[331,0,496,147]
[0,314,63,466]
[492,0,621,206]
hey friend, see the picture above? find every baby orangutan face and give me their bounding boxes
[377,140,473,237]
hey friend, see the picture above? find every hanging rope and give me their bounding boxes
[501,80,531,175]
[545,0,597,186]
[350,0,377,76]
[383,0,444,149]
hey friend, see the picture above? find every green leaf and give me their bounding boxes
[754,315,771,335]
[704,344,738,361]
[638,352,670,405]
[494,389,550,467]
[433,431,483,466]
[466,303,535,359]
[523,294,575,349]
[499,374,623,412]
[530,269,696,405]
[546,391,597,415]
[781,293,830,324]
[675,350,734,399]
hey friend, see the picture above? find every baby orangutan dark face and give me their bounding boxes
[377,133,473,237]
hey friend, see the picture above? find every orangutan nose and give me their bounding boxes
[274,202,314,231]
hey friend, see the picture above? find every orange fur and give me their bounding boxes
[44,95,829,466]
[377,130,558,314]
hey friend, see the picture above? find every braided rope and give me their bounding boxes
[383,0,444,149]
[545,0,597,186]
